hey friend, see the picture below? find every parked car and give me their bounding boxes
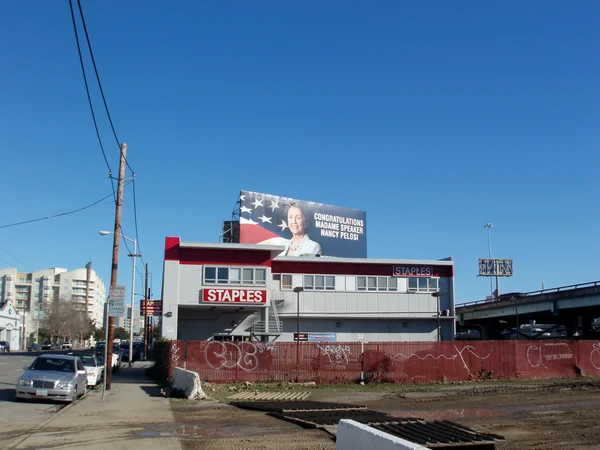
[455,329,482,340]
[592,318,600,332]
[78,354,104,388]
[120,341,144,362]
[41,341,53,350]
[95,342,122,372]
[28,343,42,352]
[62,341,73,349]
[0,341,10,353]
[15,354,87,403]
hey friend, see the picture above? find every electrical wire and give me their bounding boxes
[0,186,127,230]
[68,0,114,185]
[75,0,135,176]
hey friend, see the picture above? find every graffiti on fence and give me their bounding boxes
[317,344,353,366]
[525,342,573,368]
[204,341,276,372]
[589,343,600,370]
[388,345,491,373]
[170,341,180,367]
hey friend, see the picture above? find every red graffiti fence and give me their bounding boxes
[166,340,600,383]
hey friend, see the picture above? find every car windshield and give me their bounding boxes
[30,357,75,373]
[80,356,96,366]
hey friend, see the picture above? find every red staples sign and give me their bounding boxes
[202,289,267,304]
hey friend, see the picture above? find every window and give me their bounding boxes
[203,266,267,286]
[303,275,314,290]
[302,275,335,290]
[205,267,216,284]
[281,274,292,290]
[357,276,398,292]
[408,277,440,293]
[229,268,241,284]
[217,268,228,284]
[325,276,335,290]
[242,268,254,284]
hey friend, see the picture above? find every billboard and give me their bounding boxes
[478,258,514,277]
[239,190,367,258]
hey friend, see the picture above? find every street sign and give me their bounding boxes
[108,300,125,317]
[109,285,126,302]
[140,299,163,316]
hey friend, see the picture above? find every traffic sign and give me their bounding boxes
[109,285,126,301]
[108,300,125,317]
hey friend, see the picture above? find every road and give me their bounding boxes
[0,349,91,447]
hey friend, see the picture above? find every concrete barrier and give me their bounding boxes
[172,367,207,400]
[336,419,428,450]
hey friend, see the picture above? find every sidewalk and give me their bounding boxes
[8,362,181,450]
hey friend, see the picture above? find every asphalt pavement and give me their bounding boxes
[6,362,182,450]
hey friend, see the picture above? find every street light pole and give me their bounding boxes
[293,286,304,367]
[100,230,140,368]
[432,291,444,341]
[127,240,140,367]
[484,223,494,299]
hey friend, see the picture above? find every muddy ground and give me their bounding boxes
[170,377,600,449]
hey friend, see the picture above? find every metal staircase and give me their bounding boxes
[251,291,284,337]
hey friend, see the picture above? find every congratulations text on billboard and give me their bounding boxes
[313,213,365,241]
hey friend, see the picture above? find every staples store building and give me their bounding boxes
[160,237,456,343]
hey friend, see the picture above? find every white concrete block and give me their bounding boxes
[172,367,207,400]
[336,419,428,450]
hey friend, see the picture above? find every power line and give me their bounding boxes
[0,187,123,230]
[75,0,135,176]
[68,0,114,182]
[0,246,32,272]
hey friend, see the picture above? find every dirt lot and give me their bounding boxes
[170,377,600,449]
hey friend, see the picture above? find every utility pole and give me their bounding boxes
[106,143,127,390]
[143,263,149,361]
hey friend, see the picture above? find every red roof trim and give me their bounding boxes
[164,237,180,261]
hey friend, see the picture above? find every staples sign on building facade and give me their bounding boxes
[202,288,268,304]
[392,265,433,277]
[239,190,367,258]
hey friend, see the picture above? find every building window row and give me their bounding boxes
[357,276,399,291]
[204,266,267,286]
[408,277,439,292]
[279,274,440,293]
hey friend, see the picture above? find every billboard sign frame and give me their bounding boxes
[478,258,514,277]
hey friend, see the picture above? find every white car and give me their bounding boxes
[592,318,600,332]
[79,354,104,387]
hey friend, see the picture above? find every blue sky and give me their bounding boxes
[0,1,598,305]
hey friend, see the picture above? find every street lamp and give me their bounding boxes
[293,286,304,366]
[431,291,444,341]
[484,223,495,299]
[99,230,141,367]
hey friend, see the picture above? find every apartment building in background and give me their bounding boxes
[0,266,107,347]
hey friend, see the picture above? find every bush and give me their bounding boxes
[146,338,171,387]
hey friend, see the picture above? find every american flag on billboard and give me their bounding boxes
[239,191,292,245]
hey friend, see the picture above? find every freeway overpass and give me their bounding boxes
[456,281,600,339]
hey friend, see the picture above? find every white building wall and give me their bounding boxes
[0,266,106,346]
[161,260,455,342]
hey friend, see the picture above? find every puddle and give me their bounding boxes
[136,423,224,438]
[384,399,600,421]
[387,408,506,420]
